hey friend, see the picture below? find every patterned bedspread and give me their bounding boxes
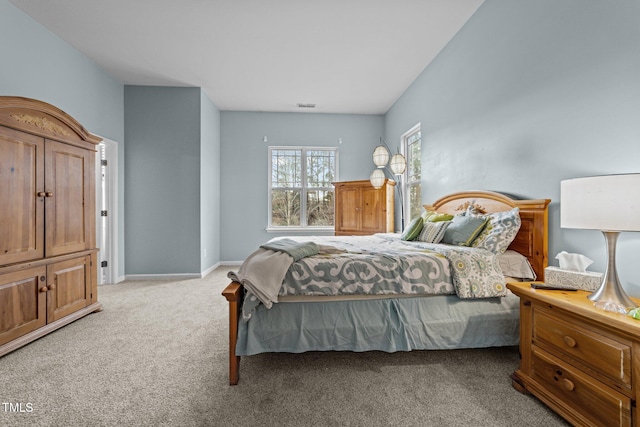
[235,234,507,321]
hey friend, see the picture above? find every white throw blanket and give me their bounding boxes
[227,248,293,310]
[228,240,348,321]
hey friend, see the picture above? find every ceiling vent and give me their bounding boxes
[297,103,316,108]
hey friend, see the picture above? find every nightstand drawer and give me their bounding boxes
[531,346,632,427]
[533,308,631,389]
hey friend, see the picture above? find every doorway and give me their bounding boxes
[95,138,119,285]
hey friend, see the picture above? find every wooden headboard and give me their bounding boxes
[423,191,551,281]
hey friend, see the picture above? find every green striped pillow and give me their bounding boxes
[417,221,451,243]
[401,217,424,241]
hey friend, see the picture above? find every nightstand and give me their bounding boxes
[507,282,640,427]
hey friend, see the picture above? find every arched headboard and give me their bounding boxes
[424,190,550,281]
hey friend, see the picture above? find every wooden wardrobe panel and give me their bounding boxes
[0,126,45,265]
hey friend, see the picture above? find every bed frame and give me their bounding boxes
[222,190,550,385]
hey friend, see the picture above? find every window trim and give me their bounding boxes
[267,146,338,232]
[401,123,421,220]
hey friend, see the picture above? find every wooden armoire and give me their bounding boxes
[333,179,395,236]
[0,96,102,357]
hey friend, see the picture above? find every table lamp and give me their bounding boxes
[561,174,640,313]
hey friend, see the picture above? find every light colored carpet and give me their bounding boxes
[0,267,568,426]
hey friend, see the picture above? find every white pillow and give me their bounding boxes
[498,250,536,280]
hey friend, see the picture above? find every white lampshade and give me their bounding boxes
[561,173,640,312]
[372,145,389,168]
[389,153,407,175]
[369,169,385,189]
[561,174,640,232]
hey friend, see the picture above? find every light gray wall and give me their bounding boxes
[200,92,221,271]
[124,86,221,276]
[220,112,384,261]
[385,0,640,295]
[124,86,203,275]
[0,0,126,279]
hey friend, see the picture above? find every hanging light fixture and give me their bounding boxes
[372,145,390,168]
[369,169,386,189]
[368,137,408,230]
[390,153,407,175]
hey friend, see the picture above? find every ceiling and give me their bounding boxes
[11,0,484,115]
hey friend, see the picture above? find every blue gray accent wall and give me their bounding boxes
[384,0,640,295]
[0,0,126,279]
[220,112,384,261]
[124,86,221,276]
[200,92,222,272]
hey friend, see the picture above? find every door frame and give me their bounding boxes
[95,137,120,285]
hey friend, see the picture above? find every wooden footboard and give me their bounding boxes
[221,281,244,385]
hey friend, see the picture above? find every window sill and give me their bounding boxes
[266,227,335,234]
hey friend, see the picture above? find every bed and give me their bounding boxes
[222,190,550,385]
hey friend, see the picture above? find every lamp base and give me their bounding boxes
[588,231,637,313]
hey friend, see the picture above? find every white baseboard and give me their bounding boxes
[220,261,243,266]
[124,273,202,281]
[120,262,243,281]
[201,262,221,277]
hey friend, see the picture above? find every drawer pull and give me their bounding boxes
[48,284,56,291]
[563,336,577,348]
[39,286,48,293]
[562,378,575,391]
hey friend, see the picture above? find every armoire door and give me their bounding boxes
[45,139,93,257]
[0,126,45,265]
[335,185,361,233]
[0,267,47,347]
[360,186,384,234]
[46,256,91,322]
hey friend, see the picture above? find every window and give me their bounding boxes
[268,147,338,230]
[402,124,421,220]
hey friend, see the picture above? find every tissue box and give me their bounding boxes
[544,266,603,291]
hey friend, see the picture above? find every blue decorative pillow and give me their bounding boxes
[441,215,489,246]
[401,217,423,241]
[417,221,451,243]
[472,207,521,254]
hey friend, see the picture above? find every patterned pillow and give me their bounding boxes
[401,217,423,241]
[447,247,507,298]
[472,207,521,254]
[442,215,489,246]
[417,221,451,243]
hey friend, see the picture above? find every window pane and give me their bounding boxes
[403,126,421,222]
[271,189,301,226]
[407,132,421,183]
[307,150,336,188]
[306,189,334,226]
[409,183,422,220]
[272,149,301,187]
[269,147,337,228]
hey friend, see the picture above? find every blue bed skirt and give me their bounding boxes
[236,293,520,356]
